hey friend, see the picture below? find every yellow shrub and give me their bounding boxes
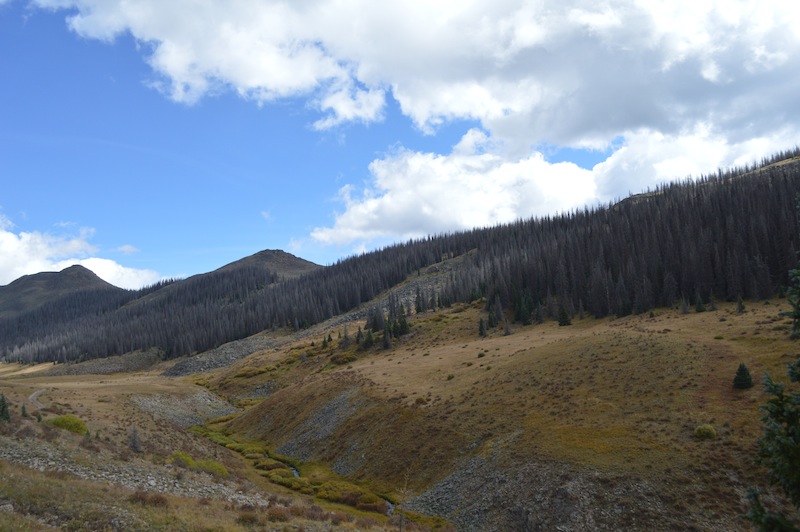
[47,414,87,435]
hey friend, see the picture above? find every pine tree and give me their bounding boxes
[737,295,746,314]
[356,326,364,346]
[744,357,800,529]
[382,325,393,349]
[128,426,143,453]
[781,194,800,340]
[695,293,706,313]
[783,265,800,340]
[0,393,9,423]
[558,306,572,326]
[396,312,409,336]
[363,329,374,349]
[733,363,754,389]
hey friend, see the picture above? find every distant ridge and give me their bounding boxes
[0,249,321,362]
[3,148,800,365]
[215,249,321,279]
[0,265,121,318]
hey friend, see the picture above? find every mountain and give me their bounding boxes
[215,249,321,279]
[0,250,320,363]
[2,148,800,365]
[0,265,122,319]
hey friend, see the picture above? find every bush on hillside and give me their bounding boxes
[47,414,87,435]
[694,424,716,440]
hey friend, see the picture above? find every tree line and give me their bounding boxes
[2,148,800,364]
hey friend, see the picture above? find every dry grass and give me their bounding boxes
[2,297,796,529]
[204,298,798,526]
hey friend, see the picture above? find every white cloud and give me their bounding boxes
[32,0,800,245]
[593,126,800,202]
[312,124,800,246]
[311,129,597,244]
[116,244,140,254]
[32,1,800,138]
[54,257,159,289]
[0,222,160,289]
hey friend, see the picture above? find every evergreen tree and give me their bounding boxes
[0,393,9,423]
[128,426,143,453]
[382,325,393,349]
[737,295,746,314]
[780,194,800,340]
[733,363,754,389]
[363,329,374,349]
[487,309,498,328]
[356,326,364,346]
[783,263,800,340]
[695,293,707,313]
[479,317,487,337]
[558,306,572,326]
[534,303,545,324]
[395,312,410,336]
[744,357,800,529]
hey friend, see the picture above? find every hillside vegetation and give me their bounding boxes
[1,294,797,529]
[1,150,800,529]
[2,149,800,365]
[188,294,795,530]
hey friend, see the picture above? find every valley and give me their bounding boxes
[1,295,797,530]
[2,155,800,529]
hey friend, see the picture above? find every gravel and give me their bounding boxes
[163,336,286,377]
[0,434,268,508]
[129,390,238,428]
[405,452,731,532]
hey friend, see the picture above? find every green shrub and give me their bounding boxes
[694,424,717,440]
[169,451,227,477]
[170,451,197,469]
[254,458,290,471]
[196,459,228,477]
[47,414,87,435]
[316,481,387,514]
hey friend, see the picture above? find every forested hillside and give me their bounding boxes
[2,149,799,364]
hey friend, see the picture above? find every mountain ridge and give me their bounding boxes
[2,148,800,364]
[0,264,122,319]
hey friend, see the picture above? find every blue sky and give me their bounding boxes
[1,1,799,288]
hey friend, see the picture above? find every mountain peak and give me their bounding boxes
[0,264,120,318]
[216,249,321,279]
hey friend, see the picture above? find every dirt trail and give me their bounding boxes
[28,388,46,409]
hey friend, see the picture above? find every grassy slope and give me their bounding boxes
[208,298,798,529]
[1,296,798,529]
[0,364,392,530]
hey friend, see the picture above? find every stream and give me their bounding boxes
[264,452,395,515]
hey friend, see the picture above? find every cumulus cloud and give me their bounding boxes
[0,221,160,289]
[312,129,596,244]
[32,0,800,245]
